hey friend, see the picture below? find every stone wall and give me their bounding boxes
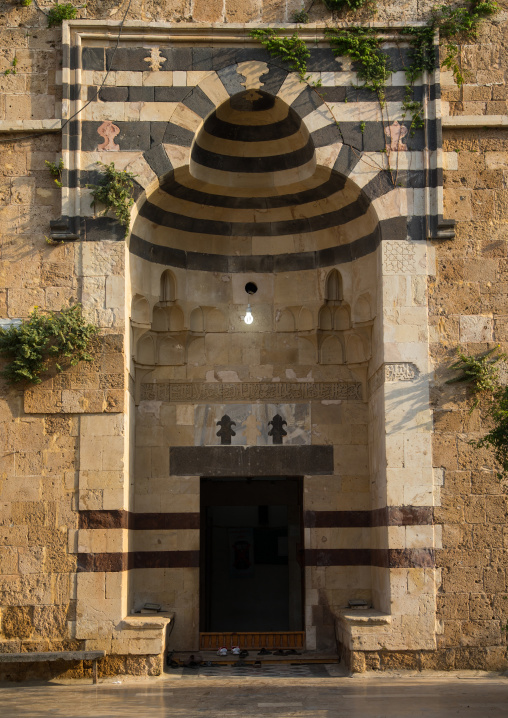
[1,0,508,676]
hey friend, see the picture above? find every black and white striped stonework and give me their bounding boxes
[131,89,384,270]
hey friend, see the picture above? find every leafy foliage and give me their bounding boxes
[250,29,311,82]
[447,346,505,409]
[432,0,498,85]
[323,0,370,10]
[87,162,136,237]
[447,347,508,478]
[477,386,508,479]
[45,158,64,188]
[4,57,18,76]
[325,27,390,100]
[292,8,309,23]
[0,305,98,385]
[47,3,78,28]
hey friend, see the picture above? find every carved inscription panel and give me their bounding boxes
[140,381,363,402]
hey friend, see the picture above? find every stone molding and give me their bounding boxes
[140,381,363,402]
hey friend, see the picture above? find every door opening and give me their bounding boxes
[200,477,304,633]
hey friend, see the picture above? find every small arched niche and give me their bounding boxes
[318,306,334,331]
[321,335,344,365]
[325,269,343,303]
[354,294,372,324]
[277,309,296,333]
[160,269,176,304]
[137,334,155,365]
[131,294,150,327]
[190,307,204,332]
[152,305,170,332]
[334,305,350,331]
[158,336,185,365]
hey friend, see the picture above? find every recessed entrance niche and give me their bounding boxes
[200,477,303,633]
[129,83,380,652]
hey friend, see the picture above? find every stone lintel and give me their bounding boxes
[169,445,334,476]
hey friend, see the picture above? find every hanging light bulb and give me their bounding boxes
[244,302,253,325]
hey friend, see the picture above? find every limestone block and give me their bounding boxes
[78,490,103,511]
[403,433,432,468]
[0,575,52,607]
[80,242,125,280]
[104,573,125,602]
[105,275,125,310]
[103,488,127,511]
[80,414,124,438]
[387,526,406,550]
[142,72,173,86]
[405,525,434,549]
[459,315,493,343]
[277,73,307,107]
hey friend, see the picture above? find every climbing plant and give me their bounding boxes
[432,0,498,86]
[0,305,98,385]
[250,29,312,82]
[323,0,371,9]
[325,26,390,100]
[87,162,136,237]
[447,346,508,478]
[251,2,498,180]
[45,158,64,188]
[46,3,78,28]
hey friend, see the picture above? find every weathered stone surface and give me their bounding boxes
[1,607,33,639]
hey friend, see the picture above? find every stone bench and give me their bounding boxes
[0,651,106,684]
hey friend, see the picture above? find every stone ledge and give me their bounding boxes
[121,612,175,630]
[0,120,62,132]
[336,609,392,627]
[442,115,508,128]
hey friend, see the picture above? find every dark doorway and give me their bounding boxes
[200,477,304,632]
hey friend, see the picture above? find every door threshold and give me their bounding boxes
[173,650,339,665]
[199,631,305,651]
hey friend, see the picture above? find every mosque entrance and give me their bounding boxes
[199,477,304,648]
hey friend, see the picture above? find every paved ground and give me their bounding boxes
[0,667,507,717]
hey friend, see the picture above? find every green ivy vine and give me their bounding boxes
[0,305,98,385]
[250,29,312,82]
[325,26,390,100]
[87,162,136,237]
[251,1,498,159]
[447,346,508,478]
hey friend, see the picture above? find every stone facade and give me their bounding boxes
[0,0,507,677]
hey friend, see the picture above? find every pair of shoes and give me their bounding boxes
[258,648,271,655]
[217,647,228,656]
[254,660,262,668]
[239,650,249,658]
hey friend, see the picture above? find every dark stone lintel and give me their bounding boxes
[169,445,334,477]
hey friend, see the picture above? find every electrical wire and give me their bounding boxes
[0,0,132,145]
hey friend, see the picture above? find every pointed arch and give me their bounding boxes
[160,269,176,303]
[326,269,343,302]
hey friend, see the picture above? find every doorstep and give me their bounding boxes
[170,650,339,665]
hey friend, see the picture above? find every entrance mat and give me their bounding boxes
[200,631,305,651]
[182,664,331,678]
